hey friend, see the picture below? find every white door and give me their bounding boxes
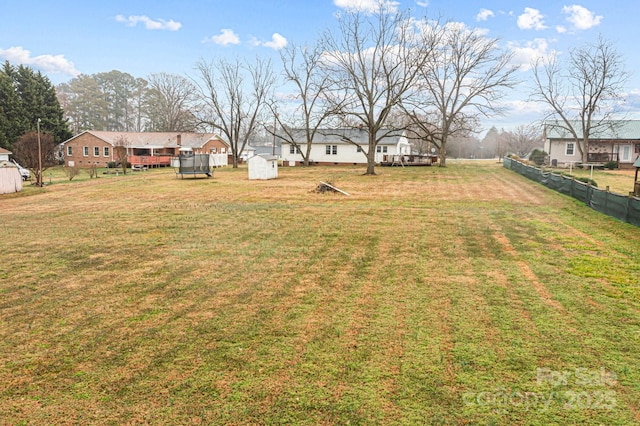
[619,145,632,162]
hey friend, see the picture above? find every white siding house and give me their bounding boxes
[280,129,407,166]
[544,120,640,168]
[248,154,278,180]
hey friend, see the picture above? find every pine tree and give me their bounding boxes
[0,61,71,150]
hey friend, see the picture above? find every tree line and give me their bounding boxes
[0,61,70,150]
[56,71,200,134]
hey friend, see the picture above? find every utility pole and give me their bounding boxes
[37,118,42,187]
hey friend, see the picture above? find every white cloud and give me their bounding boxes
[476,9,495,22]
[562,5,602,30]
[507,38,555,71]
[115,15,181,31]
[0,46,80,77]
[262,33,288,50]
[333,0,399,14]
[205,29,241,46]
[517,8,547,30]
[416,1,429,7]
[556,25,567,34]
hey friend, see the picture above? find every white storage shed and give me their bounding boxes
[248,154,278,180]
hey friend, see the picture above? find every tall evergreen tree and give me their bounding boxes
[0,61,71,149]
[0,67,22,149]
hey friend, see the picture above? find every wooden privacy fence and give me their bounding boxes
[504,157,640,228]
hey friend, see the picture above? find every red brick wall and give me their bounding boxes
[64,134,114,168]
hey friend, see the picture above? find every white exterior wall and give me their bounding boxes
[281,142,398,165]
[547,140,581,166]
[209,153,228,167]
[0,167,22,194]
[248,156,278,180]
[547,139,639,166]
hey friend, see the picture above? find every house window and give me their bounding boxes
[104,146,109,157]
[83,146,89,156]
[357,146,362,153]
[94,147,100,156]
[565,143,575,156]
[376,146,388,153]
[67,146,72,156]
[326,145,337,155]
[221,147,226,154]
[635,144,640,153]
[289,145,301,154]
[211,147,217,154]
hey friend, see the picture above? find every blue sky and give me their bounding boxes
[1,0,638,133]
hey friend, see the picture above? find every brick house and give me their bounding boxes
[60,131,230,168]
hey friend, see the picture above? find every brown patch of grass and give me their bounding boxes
[1,162,640,424]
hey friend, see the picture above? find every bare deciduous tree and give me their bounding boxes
[531,35,628,163]
[196,57,276,168]
[145,73,200,132]
[503,124,543,158]
[113,135,129,175]
[273,42,333,166]
[12,131,56,185]
[319,4,437,175]
[403,22,519,167]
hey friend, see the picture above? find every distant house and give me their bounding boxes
[240,145,257,163]
[60,131,230,168]
[280,129,408,166]
[544,121,640,168]
[248,154,278,180]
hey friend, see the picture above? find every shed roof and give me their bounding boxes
[0,147,11,155]
[251,153,278,161]
[545,120,640,140]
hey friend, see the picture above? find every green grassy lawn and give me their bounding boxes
[1,162,639,425]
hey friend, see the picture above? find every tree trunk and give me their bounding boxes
[580,141,588,163]
[364,147,376,175]
[439,149,447,167]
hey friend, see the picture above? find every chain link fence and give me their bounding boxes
[504,157,640,227]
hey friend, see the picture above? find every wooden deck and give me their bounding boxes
[128,155,172,168]
[380,154,439,167]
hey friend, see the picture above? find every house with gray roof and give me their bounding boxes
[544,120,640,168]
[280,128,410,166]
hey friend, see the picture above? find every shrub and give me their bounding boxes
[529,149,548,166]
[604,161,618,170]
[88,164,99,179]
[64,165,82,181]
[575,177,598,187]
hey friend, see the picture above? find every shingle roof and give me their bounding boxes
[286,128,403,145]
[545,120,640,140]
[62,131,229,149]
